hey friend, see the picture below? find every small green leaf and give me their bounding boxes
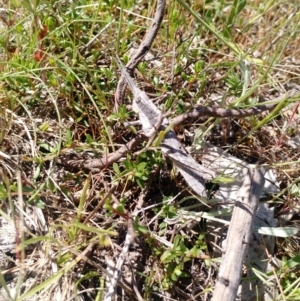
[39,123,49,132]
[113,163,120,174]
[153,75,159,86]
[135,224,148,234]
[133,218,148,234]
[137,162,147,171]
[285,254,300,269]
[290,184,300,196]
[115,203,125,214]
[0,184,7,200]
[33,165,41,180]
[174,267,182,276]
[161,250,174,263]
[136,178,144,188]
[194,61,204,73]
[107,113,118,122]
[86,134,94,144]
[171,271,179,281]
[173,236,181,248]
[38,143,55,153]
[66,129,72,145]
[135,172,143,178]
[212,175,235,184]
[128,125,137,134]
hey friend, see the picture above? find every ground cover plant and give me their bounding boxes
[0,0,300,300]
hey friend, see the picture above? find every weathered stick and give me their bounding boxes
[211,167,265,301]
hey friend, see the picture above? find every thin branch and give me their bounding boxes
[104,191,146,301]
[61,90,298,172]
[60,103,280,172]
[60,133,146,171]
[171,89,299,126]
[171,103,276,126]
[115,0,166,108]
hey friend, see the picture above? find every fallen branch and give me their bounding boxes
[60,95,287,172]
[211,167,265,301]
[61,96,280,172]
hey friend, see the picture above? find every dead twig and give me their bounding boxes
[104,190,147,301]
[61,133,147,171]
[61,92,290,173]
[171,103,277,126]
[115,0,166,109]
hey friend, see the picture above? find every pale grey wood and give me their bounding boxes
[198,143,278,299]
[240,203,278,301]
[160,129,215,197]
[116,59,215,197]
[211,167,265,301]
